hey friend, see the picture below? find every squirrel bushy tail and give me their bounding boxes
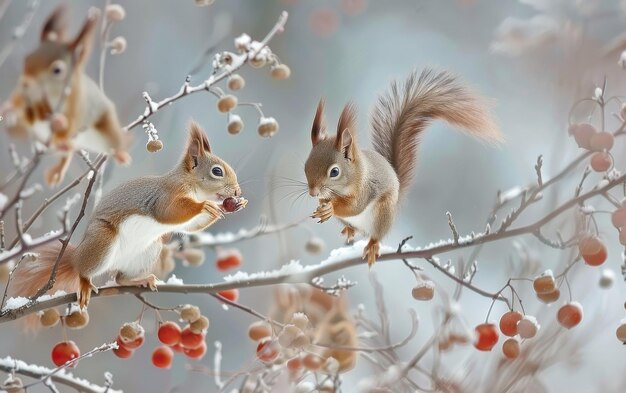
[9,242,79,303]
[371,68,502,196]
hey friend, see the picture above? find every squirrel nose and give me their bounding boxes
[309,187,320,197]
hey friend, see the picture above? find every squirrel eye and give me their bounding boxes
[329,166,340,178]
[49,60,66,77]
[211,165,224,178]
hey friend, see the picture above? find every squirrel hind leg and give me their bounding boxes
[116,272,159,291]
[363,238,380,268]
[340,225,356,245]
[94,110,132,165]
[78,276,97,309]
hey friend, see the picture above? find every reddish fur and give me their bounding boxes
[9,242,79,331]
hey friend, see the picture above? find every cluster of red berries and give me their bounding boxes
[110,304,209,369]
[568,122,614,172]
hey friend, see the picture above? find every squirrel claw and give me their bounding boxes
[362,240,380,268]
[312,202,333,223]
[341,226,356,245]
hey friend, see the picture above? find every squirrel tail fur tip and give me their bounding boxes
[370,68,503,195]
[9,242,79,332]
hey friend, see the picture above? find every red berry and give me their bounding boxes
[184,340,207,360]
[256,338,280,362]
[51,341,80,367]
[302,353,323,370]
[589,132,614,151]
[222,197,239,213]
[474,323,499,351]
[590,152,612,172]
[216,249,242,272]
[579,235,607,266]
[158,322,182,346]
[117,336,146,349]
[113,344,134,359]
[218,289,239,302]
[152,346,174,369]
[287,356,303,371]
[557,303,583,329]
[499,311,523,337]
[171,343,185,353]
[181,326,205,349]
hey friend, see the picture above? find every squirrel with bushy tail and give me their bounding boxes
[304,69,503,266]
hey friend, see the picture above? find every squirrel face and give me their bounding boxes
[17,5,96,106]
[181,122,241,201]
[304,100,360,200]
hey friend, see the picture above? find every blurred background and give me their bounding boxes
[1,0,626,391]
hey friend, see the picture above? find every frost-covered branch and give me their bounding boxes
[0,345,120,393]
[123,10,288,131]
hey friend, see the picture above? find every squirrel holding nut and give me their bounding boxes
[1,5,130,186]
[305,69,502,266]
[10,122,247,309]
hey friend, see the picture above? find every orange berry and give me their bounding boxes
[113,344,134,359]
[302,353,324,370]
[65,310,89,329]
[184,340,207,360]
[51,341,80,367]
[216,249,242,272]
[611,208,626,228]
[590,152,612,172]
[218,289,239,302]
[502,338,520,359]
[121,335,144,349]
[217,95,238,113]
[181,327,205,349]
[256,338,280,362]
[158,321,182,346]
[40,309,61,328]
[533,273,556,295]
[537,288,560,304]
[499,311,523,337]
[557,302,583,329]
[287,356,303,371]
[474,323,499,351]
[572,123,596,149]
[152,346,174,369]
[248,321,272,341]
[579,235,607,266]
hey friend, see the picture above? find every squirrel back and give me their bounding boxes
[370,68,502,196]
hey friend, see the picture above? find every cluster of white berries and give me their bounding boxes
[104,4,127,55]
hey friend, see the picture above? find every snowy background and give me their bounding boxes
[1,0,626,391]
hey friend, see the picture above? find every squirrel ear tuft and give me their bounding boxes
[311,98,328,146]
[41,4,69,42]
[337,129,354,161]
[69,8,99,63]
[335,102,357,159]
[184,121,211,170]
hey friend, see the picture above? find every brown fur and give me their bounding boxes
[371,68,502,196]
[9,122,242,309]
[305,69,501,266]
[1,5,130,186]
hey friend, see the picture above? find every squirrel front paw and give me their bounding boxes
[113,149,132,165]
[312,202,334,223]
[202,200,225,220]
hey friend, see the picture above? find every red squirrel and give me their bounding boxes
[10,122,247,309]
[305,69,502,266]
[1,5,130,186]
